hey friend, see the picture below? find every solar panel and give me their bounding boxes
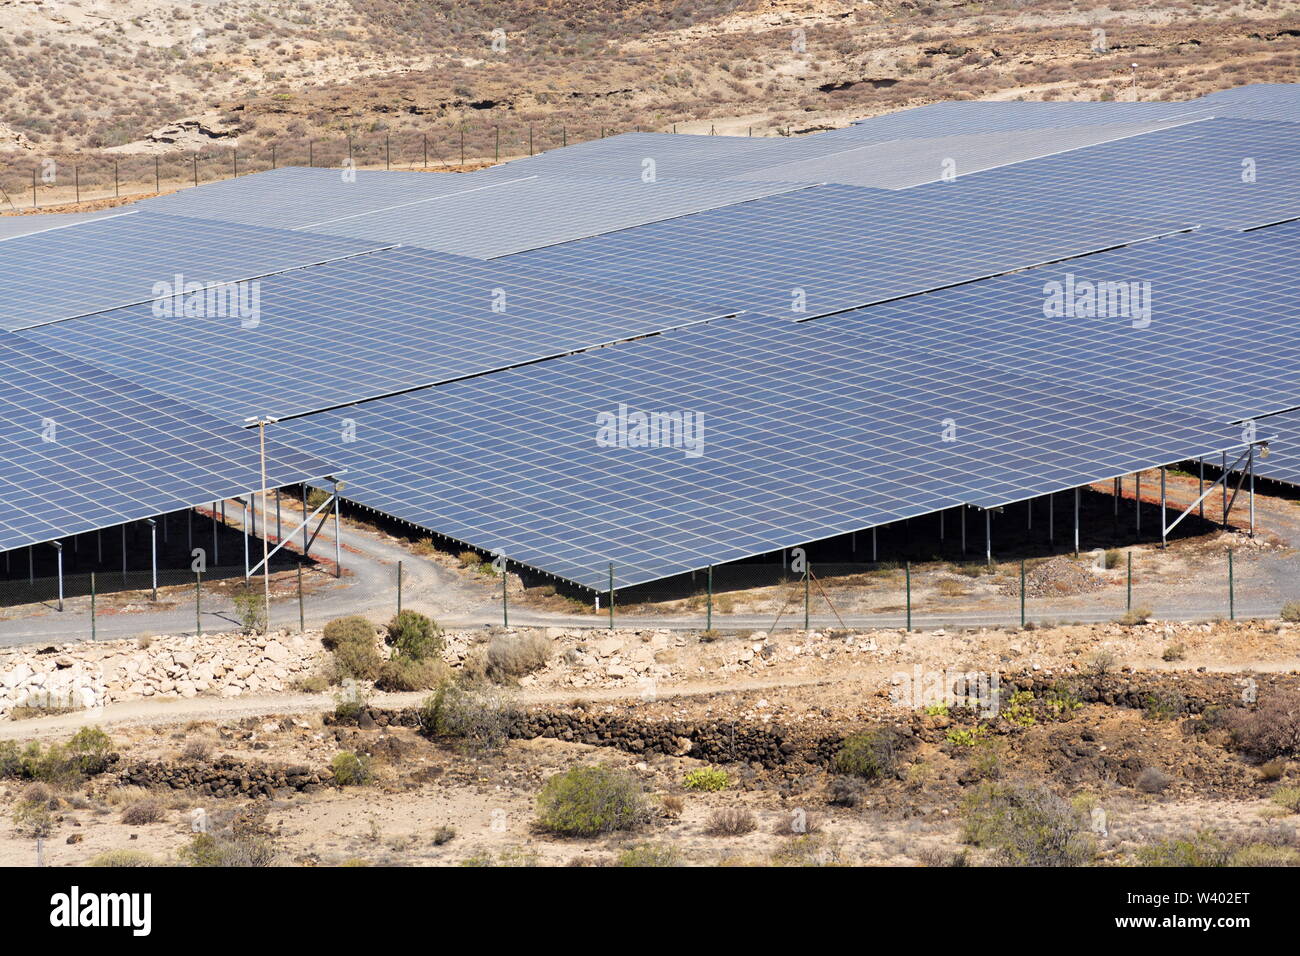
[806,225,1300,424]
[734,121,1190,190]
[0,211,385,331]
[139,166,502,229]
[294,173,811,259]
[1195,84,1300,124]
[909,117,1300,230]
[272,314,1251,589]
[19,245,732,422]
[506,183,1191,319]
[0,209,129,242]
[0,331,331,552]
[841,99,1212,137]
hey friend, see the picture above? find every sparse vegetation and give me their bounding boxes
[330,751,373,787]
[961,782,1095,866]
[833,727,901,781]
[535,765,646,837]
[704,808,757,836]
[683,767,730,792]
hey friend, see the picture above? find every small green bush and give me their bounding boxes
[322,615,376,651]
[1281,601,1300,623]
[88,850,157,867]
[1137,830,1231,867]
[233,588,267,634]
[330,751,372,787]
[535,765,646,837]
[417,683,516,752]
[617,843,683,867]
[332,639,383,682]
[67,726,113,775]
[1270,786,1300,813]
[1120,607,1153,626]
[375,655,448,692]
[683,767,730,792]
[961,782,1095,866]
[832,728,901,780]
[384,610,444,661]
[11,798,54,838]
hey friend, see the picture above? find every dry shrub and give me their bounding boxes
[1229,691,1300,759]
[121,799,166,825]
[483,633,552,682]
[705,808,757,836]
[181,738,212,761]
[772,810,821,835]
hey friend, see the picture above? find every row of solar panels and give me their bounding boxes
[2,84,1298,588]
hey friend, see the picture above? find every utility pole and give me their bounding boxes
[245,415,279,630]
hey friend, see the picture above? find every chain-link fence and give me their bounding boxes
[0,122,649,212]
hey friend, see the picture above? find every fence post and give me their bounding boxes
[233,148,238,178]
[1020,559,1026,628]
[297,563,305,634]
[1228,548,1235,620]
[309,140,314,167]
[195,571,201,636]
[562,125,567,147]
[154,155,160,193]
[1126,551,1132,611]
[529,125,534,155]
[803,560,810,630]
[905,560,912,631]
[397,560,403,616]
[608,562,615,630]
[706,565,713,630]
[192,154,197,187]
[423,133,428,169]
[501,560,509,628]
[32,167,37,209]
[495,126,500,162]
[460,127,465,166]
[272,144,277,170]
[385,134,390,170]
[114,160,119,197]
[90,572,96,641]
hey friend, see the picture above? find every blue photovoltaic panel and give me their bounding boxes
[910,117,1300,229]
[0,209,127,242]
[506,182,1190,319]
[274,315,1250,589]
[0,211,384,331]
[19,245,730,422]
[1194,84,1300,124]
[138,166,504,230]
[296,173,810,258]
[0,331,331,552]
[840,99,1212,137]
[735,121,1186,190]
[808,224,1300,425]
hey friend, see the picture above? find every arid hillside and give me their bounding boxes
[1,0,1296,161]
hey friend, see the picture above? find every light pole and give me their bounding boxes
[245,415,279,630]
[1130,63,1138,101]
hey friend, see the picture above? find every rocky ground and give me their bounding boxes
[1,613,1297,867]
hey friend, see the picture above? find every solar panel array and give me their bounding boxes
[0,211,384,331]
[506,184,1189,319]
[909,118,1300,230]
[274,315,1250,588]
[0,331,330,552]
[3,83,1299,591]
[21,245,732,421]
